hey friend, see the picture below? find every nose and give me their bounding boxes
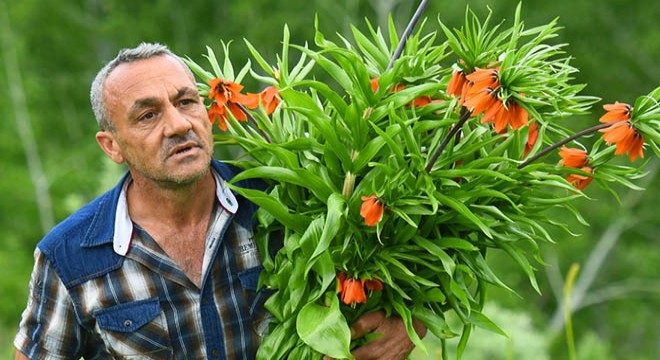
[163,105,193,137]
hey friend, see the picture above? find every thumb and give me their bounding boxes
[350,310,386,339]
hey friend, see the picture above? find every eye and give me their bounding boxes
[179,98,197,107]
[140,111,157,121]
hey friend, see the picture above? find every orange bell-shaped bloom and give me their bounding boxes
[465,67,500,94]
[566,166,594,191]
[480,99,529,133]
[207,78,260,129]
[559,146,589,168]
[447,70,468,98]
[523,122,539,157]
[463,86,499,116]
[599,121,645,161]
[208,102,230,131]
[337,272,348,293]
[599,102,632,123]
[506,102,529,130]
[340,277,367,305]
[260,86,281,115]
[370,78,380,92]
[363,278,383,291]
[360,195,384,226]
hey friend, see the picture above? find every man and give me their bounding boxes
[14,43,423,359]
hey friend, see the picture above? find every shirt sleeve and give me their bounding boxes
[14,248,84,359]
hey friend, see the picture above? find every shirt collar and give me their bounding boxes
[112,169,239,256]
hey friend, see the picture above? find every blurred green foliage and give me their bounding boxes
[1,0,657,358]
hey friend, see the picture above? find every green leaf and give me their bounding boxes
[413,236,456,275]
[456,324,473,360]
[297,295,353,359]
[280,88,353,167]
[434,191,493,238]
[309,193,345,260]
[391,298,426,354]
[226,184,311,233]
[412,306,458,339]
[494,238,541,294]
[256,318,298,360]
[232,166,336,203]
[469,310,508,337]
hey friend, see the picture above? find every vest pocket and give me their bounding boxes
[94,298,172,359]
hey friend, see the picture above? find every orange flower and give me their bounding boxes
[599,101,632,123]
[370,78,380,92]
[337,273,382,305]
[599,121,645,161]
[360,195,384,226]
[523,122,539,157]
[260,86,280,115]
[480,99,529,133]
[447,70,468,98]
[337,272,347,293]
[465,67,500,92]
[340,276,367,305]
[207,102,229,131]
[559,146,588,168]
[410,95,437,107]
[506,102,529,130]
[463,86,499,116]
[363,278,383,291]
[207,78,260,129]
[566,166,594,191]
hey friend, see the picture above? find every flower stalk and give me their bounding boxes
[238,103,273,143]
[518,121,617,169]
[386,0,431,70]
[425,106,472,173]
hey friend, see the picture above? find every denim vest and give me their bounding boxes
[36,160,267,358]
[38,160,262,287]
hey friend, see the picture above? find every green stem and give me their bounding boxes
[425,107,471,173]
[518,121,622,169]
[238,103,273,143]
[564,263,580,360]
[386,0,431,70]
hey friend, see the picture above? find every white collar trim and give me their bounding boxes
[113,177,133,256]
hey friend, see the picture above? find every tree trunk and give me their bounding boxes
[0,0,55,233]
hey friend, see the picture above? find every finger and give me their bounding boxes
[350,310,386,339]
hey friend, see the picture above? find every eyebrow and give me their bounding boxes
[173,87,199,101]
[128,97,159,120]
[127,87,199,120]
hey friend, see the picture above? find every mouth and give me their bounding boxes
[168,142,201,157]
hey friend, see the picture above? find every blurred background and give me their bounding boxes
[1,0,658,358]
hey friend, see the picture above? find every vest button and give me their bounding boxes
[124,319,132,328]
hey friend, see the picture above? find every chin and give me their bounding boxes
[170,164,210,184]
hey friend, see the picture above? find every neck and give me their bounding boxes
[127,170,216,227]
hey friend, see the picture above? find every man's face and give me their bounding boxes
[96,55,214,187]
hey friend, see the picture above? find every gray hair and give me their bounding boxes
[90,42,193,130]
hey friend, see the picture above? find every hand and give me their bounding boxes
[324,310,427,360]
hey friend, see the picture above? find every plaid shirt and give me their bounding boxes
[14,161,271,359]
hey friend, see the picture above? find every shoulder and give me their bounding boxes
[38,177,126,288]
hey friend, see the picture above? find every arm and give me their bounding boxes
[13,249,83,359]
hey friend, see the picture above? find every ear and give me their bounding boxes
[96,130,125,164]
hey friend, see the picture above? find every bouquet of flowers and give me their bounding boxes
[185,3,659,359]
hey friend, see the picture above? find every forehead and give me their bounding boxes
[103,55,195,112]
